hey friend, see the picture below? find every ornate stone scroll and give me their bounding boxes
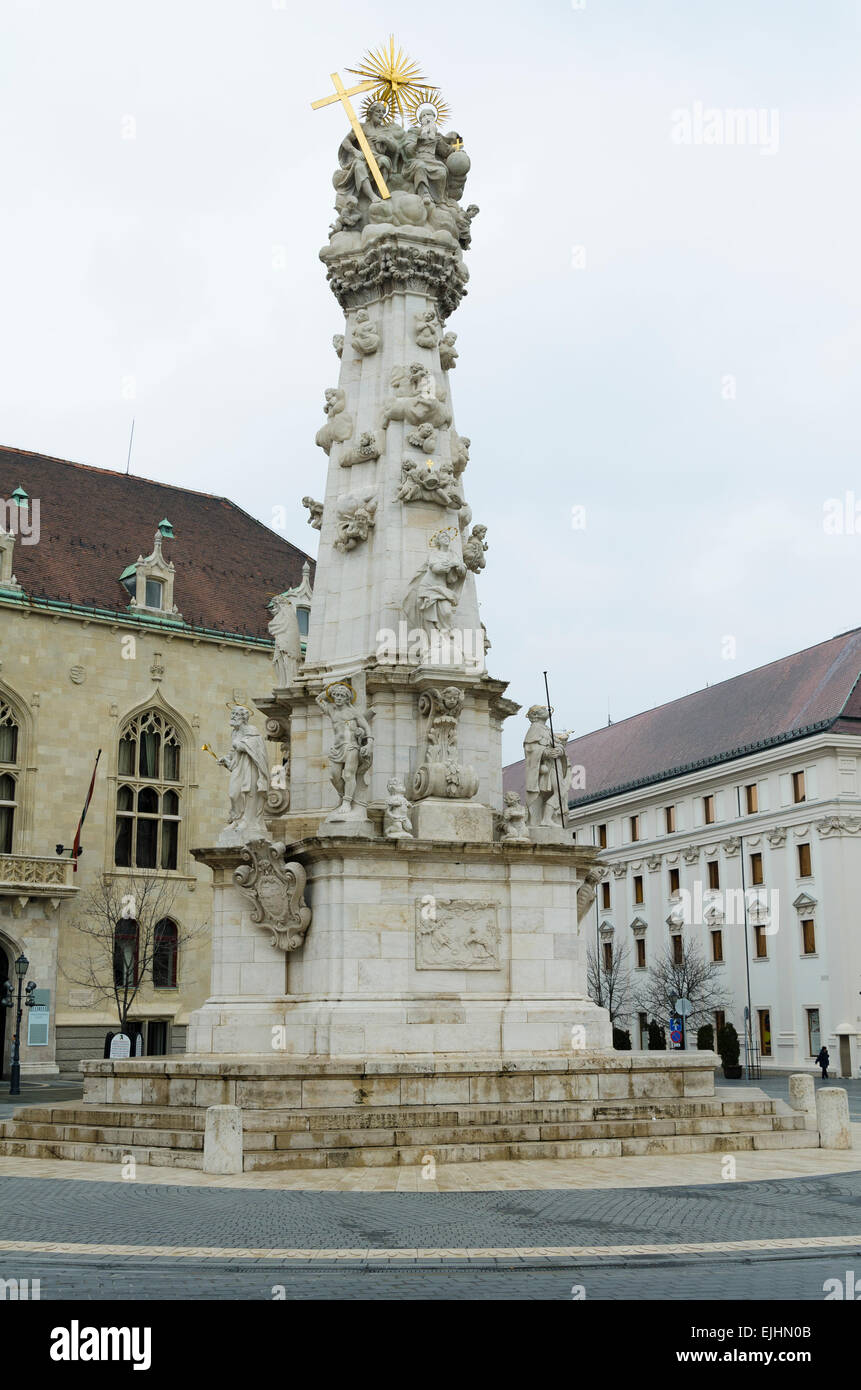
[233,840,311,952]
[412,686,478,801]
[415,897,500,970]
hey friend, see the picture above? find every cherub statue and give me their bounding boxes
[414,308,441,349]
[334,493,377,552]
[439,332,458,370]
[216,706,270,846]
[340,430,382,468]
[397,458,462,509]
[332,333,344,359]
[315,387,353,454]
[351,309,381,357]
[316,683,374,820]
[450,432,470,477]
[462,524,488,573]
[406,423,437,455]
[384,778,413,840]
[302,496,324,530]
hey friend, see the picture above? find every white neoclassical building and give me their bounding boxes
[505,629,861,1077]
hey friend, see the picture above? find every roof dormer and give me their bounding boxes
[120,521,181,619]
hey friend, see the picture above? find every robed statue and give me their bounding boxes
[216,706,271,846]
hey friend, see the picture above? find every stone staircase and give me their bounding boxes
[0,1053,820,1171]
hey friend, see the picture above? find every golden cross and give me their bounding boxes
[311,72,391,200]
[450,137,464,151]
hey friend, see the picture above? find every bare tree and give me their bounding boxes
[634,934,731,1045]
[587,937,633,1027]
[63,872,203,1035]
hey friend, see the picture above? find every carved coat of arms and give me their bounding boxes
[233,839,311,952]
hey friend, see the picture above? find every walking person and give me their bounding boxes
[815,1045,830,1080]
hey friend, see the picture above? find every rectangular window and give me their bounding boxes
[806,1008,821,1057]
[711,929,723,962]
[745,783,758,814]
[750,851,763,885]
[707,860,720,890]
[597,823,607,848]
[754,924,768,959]
[792,770,806,804]
[703,794,715,825]
[635,937,646,968]
[665,805,676,834]
[758,1008,772,1058]
[672,934,683,965]
[630,815,640,843]
[144,578,164,610]
[602,941,613,972]
[633,874,644,904]
[801,919,816,955]
[798,842,812,878]
[668,867,680,895]
[601,881,611,909]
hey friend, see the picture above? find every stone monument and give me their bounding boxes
[6,45,814,1172]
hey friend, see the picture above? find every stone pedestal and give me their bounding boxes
[203,1104,243,1174]
[788,1073,818,1129]
[188,836,611,1058]
[816,1087,852,1149]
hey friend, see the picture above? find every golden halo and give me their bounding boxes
[348,36,429,123]
[324,679,357,704]
[404,87,451,128]
[429,526,458,547]
[360,91,397,124]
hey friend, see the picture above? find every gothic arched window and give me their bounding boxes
[152,918,178,988]
[0,701,21,854]
[114,710,182,870]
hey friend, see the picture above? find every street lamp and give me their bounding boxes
[2,953,37,1096]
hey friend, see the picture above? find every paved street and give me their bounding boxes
[1,1171,859,1300]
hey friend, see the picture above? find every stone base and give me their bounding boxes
[0,1052,822,1171]
[410,798,494,843]
[186,995,613,1057]
[317,815,376,838]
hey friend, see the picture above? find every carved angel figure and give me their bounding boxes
[334,492,377,552]
[397,458,462,509]
[462,524,488,573]
[439,332,458,370]
[315,387,353,455]
[268,594,301,687]
[500,790,531,844]
[384,778,413,840]
[414,308,441,349]
[350,309,381,357]
[340,431,382,468]
[302,496,324,530]
[406,423,438,454]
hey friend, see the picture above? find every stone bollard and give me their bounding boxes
[816,1087,852,1150]
[203,1104,243,1174]
[788,1073,818,1130]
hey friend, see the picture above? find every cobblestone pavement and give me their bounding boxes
[0,1172,859,1299]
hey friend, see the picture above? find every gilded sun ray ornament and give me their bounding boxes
[403,86,452,128]
[348,35,429,122]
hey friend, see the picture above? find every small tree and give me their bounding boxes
[647,1019,667,1051]
[63,872,203,1035]
[612,1026,632,1050]
[697,1023,714,1051]
[634,935,731,1047]
[717,1022,741,1076]
[587,938,633,1028]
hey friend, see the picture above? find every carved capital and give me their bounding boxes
[321,234,468,320]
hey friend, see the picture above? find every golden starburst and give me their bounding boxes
[348,35,429,123]
[403,86,452,128]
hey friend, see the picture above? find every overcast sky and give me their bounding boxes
[2,0,860,760]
